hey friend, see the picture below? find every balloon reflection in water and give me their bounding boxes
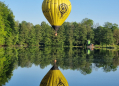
[40,60,69,86]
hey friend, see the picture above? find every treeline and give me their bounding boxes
[0,1,119,47]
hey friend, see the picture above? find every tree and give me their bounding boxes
[103,28,114,45]
[28,26,36,45]
[63,22,74,47]
[12,21,19,45]
[74,24,87,46]
[73,23,80,46]
[41,21,53,46]
[52,25,66,46]
[34,24,42,45]
[94,26,104,45]
[111,23,118,32]
[18,21,29,45]
[81,18,94,27]
[0,1,15,46]
[63,22,71,46]
[113,29,119,45]
[104,22,113,28]
[81,18,94,44]
[104,22,118,32]
[0,7,6,45]
[86,26,94,43]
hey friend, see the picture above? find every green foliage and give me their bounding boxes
[0,2,6,45]
[0,1,119,47]
[0,1,15,46]
[81,18,94,27]
[113,29,119,45]
[34,24,42,45]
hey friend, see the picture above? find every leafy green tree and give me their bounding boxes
[0,1,15,46]
[94,26,104,45]
[13,21,19,45]
[113,29,119,44]
[57,25,66,46]
[63,22,69,46]
[87,26,94,42]
[103,28,114,45]
[34,24,42,45]
[76,25,87,46]
[68,25,74,47]
[63,22,74,47]
[111,23,118,32]
[52,25,66,46]
[104,22,118,32]
[73,23,80,46]
[81,18,94,45]
[81,18,93,27]
[104,22,113,28]
[28,26,36,45]
[41,21,53,46]
[18,21,29,45]
[0,9,6,45]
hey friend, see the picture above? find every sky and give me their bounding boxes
[1,0,119,26]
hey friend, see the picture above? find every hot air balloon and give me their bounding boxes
[42,0,72,36]
[40,60,69,86]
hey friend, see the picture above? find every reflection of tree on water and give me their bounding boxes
[93,49,119,72]
[1,46,119,85]
[40,60,69,86]
[0,48,17,86]
[15,47,119,74]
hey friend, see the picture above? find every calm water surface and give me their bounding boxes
[0,47,119,86]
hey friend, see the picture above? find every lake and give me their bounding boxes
[0,47,119,86]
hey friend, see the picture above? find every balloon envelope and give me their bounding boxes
[42,0,72,32]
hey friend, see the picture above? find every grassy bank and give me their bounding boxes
[95,45,119,50]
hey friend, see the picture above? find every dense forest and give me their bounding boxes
[0,1,119,47]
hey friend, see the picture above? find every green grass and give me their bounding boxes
[94,44,119,50]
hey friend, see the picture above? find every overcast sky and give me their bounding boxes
[1,0,119,26]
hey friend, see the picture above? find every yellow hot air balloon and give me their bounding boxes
[42,0,72,36]
[40,63,69,86]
